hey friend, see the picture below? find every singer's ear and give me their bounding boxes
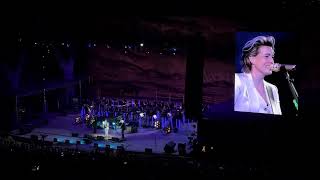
[249,56,255,65]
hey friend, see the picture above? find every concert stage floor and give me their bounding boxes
[10,113,197,155]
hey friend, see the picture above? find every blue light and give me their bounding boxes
[98,144,104,148]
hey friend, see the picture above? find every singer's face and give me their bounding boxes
[250,46,274,76]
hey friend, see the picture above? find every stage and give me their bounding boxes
[10,113,197,155]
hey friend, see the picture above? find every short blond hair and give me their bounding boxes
[241,36,275,73]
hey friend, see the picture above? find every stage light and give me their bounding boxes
[167,112,172,117]
[140,43,144,47]
[153,114,157,119]
[61,42,64,46]
[154,121,160,128]
[166,127,171,133]
[139,113,144,117]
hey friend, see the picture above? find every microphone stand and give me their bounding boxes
[283,68,299,112]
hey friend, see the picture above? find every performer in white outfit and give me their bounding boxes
[103,120,110,140]
[234,35,282,115]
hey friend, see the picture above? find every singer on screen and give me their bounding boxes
[234,35,282,115]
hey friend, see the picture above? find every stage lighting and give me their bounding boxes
[139,113,144,117]
[154,121,160,129]
[153,114,157,119]
[165,127,171,134]
[167,112,172,117]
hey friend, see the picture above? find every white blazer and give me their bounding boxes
[234,73,282,115]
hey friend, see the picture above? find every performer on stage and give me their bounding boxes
[103,120,110,140]
[120,119,126,140]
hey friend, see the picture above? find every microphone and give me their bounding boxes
[272,63,296,72]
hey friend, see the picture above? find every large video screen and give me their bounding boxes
[203,31,299,118]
